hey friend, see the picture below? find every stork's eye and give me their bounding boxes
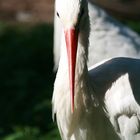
[57,12,60,18]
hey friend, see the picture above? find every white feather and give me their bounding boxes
[52,0,140,140]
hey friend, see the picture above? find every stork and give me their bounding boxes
[53,0,140,71]
[52,0,140,139]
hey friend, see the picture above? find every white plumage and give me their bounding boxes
[52,0,140,140]
[104,73,140,139]
[53,1,140,70]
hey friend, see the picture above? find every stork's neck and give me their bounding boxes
[75,11,90,81]
[57,10,96,111]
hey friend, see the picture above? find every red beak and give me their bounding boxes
[64,28,78,113]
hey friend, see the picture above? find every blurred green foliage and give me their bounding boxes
[0,23,61,140]
[0,19,139,140]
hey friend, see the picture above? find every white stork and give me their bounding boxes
[53,0,140,71]
[52,0,140,140]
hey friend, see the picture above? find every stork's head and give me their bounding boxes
[56,0,89,112]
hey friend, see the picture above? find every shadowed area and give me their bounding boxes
[0,23,60,140]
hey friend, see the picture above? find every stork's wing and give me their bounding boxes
[105,74,140,140]
[88,57,140,140]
